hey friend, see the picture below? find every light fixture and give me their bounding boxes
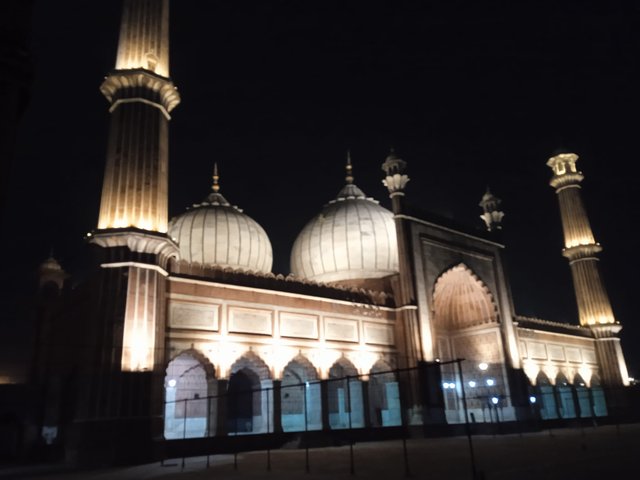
[468,381,476,388]
[168,379,177,388]
[486,378,495,386]
[478,362,488,371]
[529,396,536,404]
[491,396,499,405]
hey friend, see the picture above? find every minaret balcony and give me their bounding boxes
[100,68,181,116]
[562,243,602,261]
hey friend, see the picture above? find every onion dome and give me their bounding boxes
[290,153,398,283]
[169,165,273,273]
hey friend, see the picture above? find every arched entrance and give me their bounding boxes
[555,372,576,419]
[227,351,272,434]
[227,368,261,433]
[536,371,558,420]
[432,264,504,423]
[574,374,592,418]
[590,375,608,417]
[368,360,401,427]
[328,357,364,429]
[164,350,216,439]
[281,355,321,432]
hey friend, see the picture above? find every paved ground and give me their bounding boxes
[2,423,638,479]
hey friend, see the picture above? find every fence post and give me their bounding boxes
[266,386,271,471]
[181,398,187,470]
[346,375,355,475]
[304,382,310,473]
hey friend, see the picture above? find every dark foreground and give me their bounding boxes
[1,423,637,480]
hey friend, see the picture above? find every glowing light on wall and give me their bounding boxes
[565,237,597,249]
[98,214,167,233]
[523,359,541,384]
[121,267,157,372]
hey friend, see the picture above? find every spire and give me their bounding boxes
[345,150,354,184]
[200,163,231,207]
[479,186,504,232]
[335,151,367,201]
[212,162,220,193]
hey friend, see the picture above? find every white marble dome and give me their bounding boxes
[169,188,273,273]
[290,181,399,283]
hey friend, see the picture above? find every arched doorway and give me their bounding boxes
[536,371,558,420]
[164,350,216,439]
[227,368,261,433]
[432,264,503,424]
[574,374,592,418]
[227,351,272,434]
[368,360,401,427]
[555,372,576,419]
[281,355,321,432]
[590,375,608,417]
[328,357,364,429]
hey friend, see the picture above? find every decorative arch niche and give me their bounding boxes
[432,263,498,331]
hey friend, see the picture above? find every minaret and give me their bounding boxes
[381,149,422,368]
[97,0,179,233]
[479,187,504,232]
[76,1,179,462]
[547,152,629,387]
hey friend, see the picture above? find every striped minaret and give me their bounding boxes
[97,0,179,233]
[547,152,629,387]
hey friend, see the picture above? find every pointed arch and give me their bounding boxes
[166,348,216,380]
[283,354,319,382]
[555,371,576,418]
[432,263,498,331]
[230,350,271,380]
[164,349,217,439]
[329,356,358,378]
[589,374,608,417]
[573,373,592,418]
[281,354,322,432]
[368,359,401,427]
[327,356,364,429]
[535,371,558,420]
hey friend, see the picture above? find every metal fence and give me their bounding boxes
[161,358,638,477]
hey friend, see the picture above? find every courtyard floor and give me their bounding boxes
[2,423,638,480]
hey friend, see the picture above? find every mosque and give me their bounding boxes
[31,0,631,465]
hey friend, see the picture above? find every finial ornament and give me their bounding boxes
[212,163,220,193]
[345,150,354,184]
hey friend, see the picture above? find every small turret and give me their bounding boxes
[479,187,504,232]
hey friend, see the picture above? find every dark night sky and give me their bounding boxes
[1,0,639,379]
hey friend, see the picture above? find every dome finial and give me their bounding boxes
[345,150,354,184]
[212,163,220,193]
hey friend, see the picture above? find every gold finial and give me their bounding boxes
[212,163,220,193]
[345,150,354,184]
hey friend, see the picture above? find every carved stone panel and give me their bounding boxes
[548,344,565,361]
[364,322,394,346]
[325,317,359,343]
[565,347,582,363]
[528,342,547,360]
[228,307,273,335]
[280,312,319,339]
[169,302,219,331]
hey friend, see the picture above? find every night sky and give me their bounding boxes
[1,1,639,379]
